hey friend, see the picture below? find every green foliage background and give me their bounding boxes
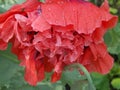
[0,0,120,90]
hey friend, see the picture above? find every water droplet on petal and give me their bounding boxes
[48,8,51,11]
[73,8,76,11]
[55,21,58,23]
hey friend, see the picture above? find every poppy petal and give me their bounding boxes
[0,0,40,23]
[32,15,51,32]
[0,40,7,50]
[0,16,15,42]
[41,1,117,34]
[24,49,38,86]
[51,72,61,83]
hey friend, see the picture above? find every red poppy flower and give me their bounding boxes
[0,0,118,86]
[31,0,117,83]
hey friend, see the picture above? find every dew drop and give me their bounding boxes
[57,1,64,4]
[73,8,76,11]
[55,21,58,23]
[48,8,51,11]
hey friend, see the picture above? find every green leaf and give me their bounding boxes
[40,0,45,2]
[110,63,120,77]
[0,45,19,85]
[71,80,90,90]
[0,0,25,10]
[0,56,19,82]
[91,73,110,90]
[111,78,120,89]
[110,7,118,14]
[61,69,86,85]
[0,44,19,63]
[19,86,39,90]
[15,0,25,4]
[54,85,63,90]
[104,23,120,54]
[0,6,6,13]
[38,82,64,90]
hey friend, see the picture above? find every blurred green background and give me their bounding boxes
[0,0,120,90]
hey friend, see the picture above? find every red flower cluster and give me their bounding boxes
[0,0,118,86]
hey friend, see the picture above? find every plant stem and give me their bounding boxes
[65,63,96,90]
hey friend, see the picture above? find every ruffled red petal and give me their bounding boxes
[41,1,117,34]
[0,16,15,42]
[81,43,113,74]
[24,49,38,86]
[0,0,40,23]
[51,72,61,83]
[0,40,7,50]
